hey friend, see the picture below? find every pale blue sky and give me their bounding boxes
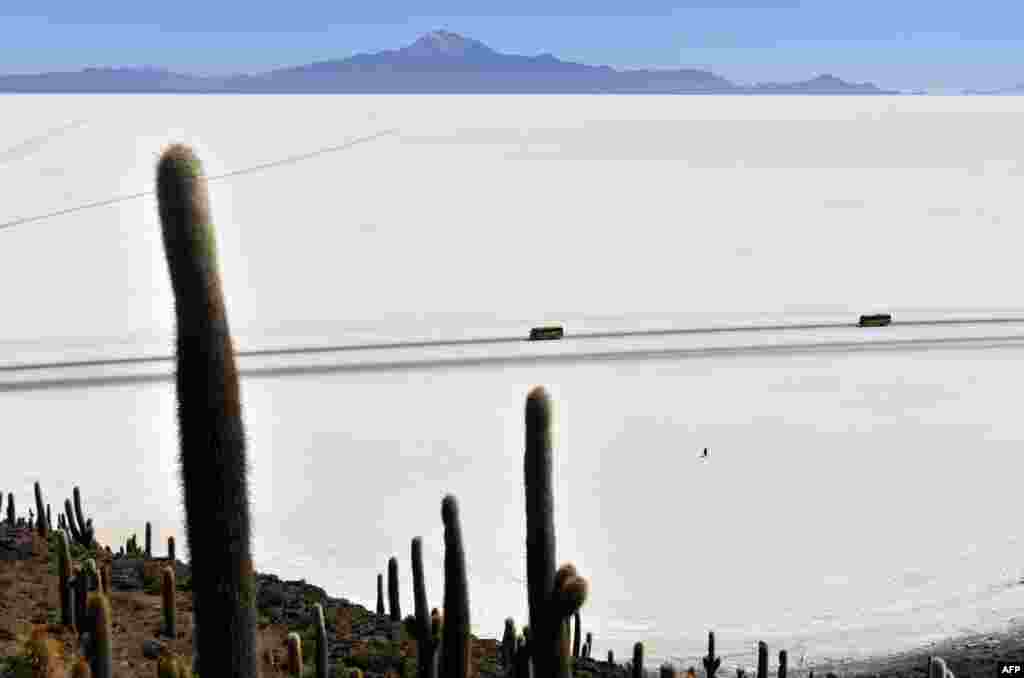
[3,1,1024,90]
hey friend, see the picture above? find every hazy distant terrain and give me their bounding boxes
[0,30,899,95]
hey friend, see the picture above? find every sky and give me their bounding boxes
[2,1,1024,91]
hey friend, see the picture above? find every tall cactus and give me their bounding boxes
[524,387,588,678]
[146,521,152,558]
[157,143,257,678]
[439,494,470,678]
[632,643,643,678]
[34,482,47,537]
[314,603,328,678]
[777,651,787,678]
[756,642,767,678]
[7,492,14,525]
[88,592,113,678]
[388,556,401,621]
[65,499,81,545]
[412,537,439,678]
[56,531,73,626]
[163,566,177,637]
[377,573,385,616]
[702,632,721,678]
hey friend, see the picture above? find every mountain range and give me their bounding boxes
[0,30,901,95]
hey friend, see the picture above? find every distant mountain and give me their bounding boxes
[962,84,1024,95]
[0,30,897,95]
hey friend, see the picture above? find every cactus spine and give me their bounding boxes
[703,632,721,678]
[439,494,470,678]
[756,642,767,678]
[286,632,303,677]
[314,603,328,678]
[158,143,257,678]
[777,651,787,678]
[412,536,439,678]
[377,573,385,615]
[88,592,113,678]
[388,555,401,621]
[33,482,46,537]
[163,566,177,637]
[56,531,73,626]
[524,387,589,678]
[632,643,643,678]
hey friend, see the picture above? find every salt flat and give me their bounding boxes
[2,94,1024,668]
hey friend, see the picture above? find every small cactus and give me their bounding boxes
[388,556,401,621]
[286,632,303,677]
[163,566,177,637]
[56,531,73,626]
[608,651,614,665]
[314,603,328,678]
[632,643,643,678]
[502,618,517,673]
[703,632,721,678]
[46,503,52,532]
[412,537,439,678]
[146,521,152,558]
[88,592,113,678]
[377,573,385,615]
[777,651,787,678]
[572,611,581,659]
[756,642,767,678]
[34,482,47,537]
[7,492,15,525]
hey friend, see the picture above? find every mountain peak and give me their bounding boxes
[403,30,494,58]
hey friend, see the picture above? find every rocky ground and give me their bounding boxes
[2,523,1022,678]
[0,524,623,678]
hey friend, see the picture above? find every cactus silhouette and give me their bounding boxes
[286,632,303,677]
[33,482,46,537]
[158,143,257,678]
[502,618,517,675]
[525,387,588,678]
[412,536,439,678]
[64,499,81,544]
[607,651,614,665]
[585,633,592,659]
[168,535,176,562]
[756,642,767,678]
[632,643,643,678]
[146,521,152,558]
[314,603,328,678]
[46,503,52,532]
[777,651,787,678]
[7,492,14,525]
[388,556,401,621]
[439,495,470,678]
[73,487,87,538]
[703,632,721,678]
[163,566,177,637]
[88,592,113,678]
[377,573,385,615]
[573,611,581,659]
